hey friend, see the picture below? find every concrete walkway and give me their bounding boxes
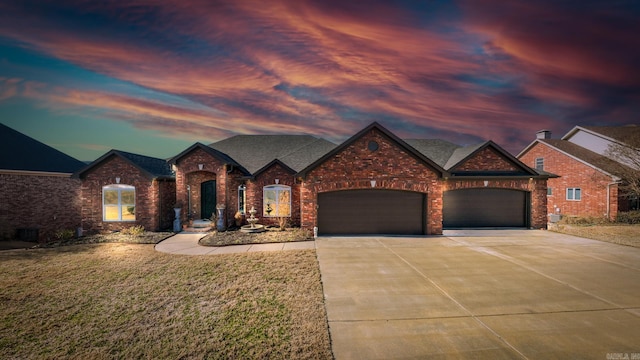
[154,231,315,255]
[317,230,640,359]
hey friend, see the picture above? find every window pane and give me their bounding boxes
[547,188,552,196]
[264,189,276,216]
[104,190,119,205]
[105,206,120,220]
[238,188,245,214]
[575,189,581,200]
[277,203,291,216]
[122,206,136,221]
[121,190,135,205]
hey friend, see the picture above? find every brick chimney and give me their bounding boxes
[536,130,551,139]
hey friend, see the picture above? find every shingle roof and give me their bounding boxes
[581,125,640,145]
[210,135,336,174]
[404,139,459,168]
[443,142,487,170]
[76,149,174,179]
[0,123,85,173]
[540,139,631,178]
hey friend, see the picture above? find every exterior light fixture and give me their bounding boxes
[198,164,204,170]
[275,179,280,184]
[484,180,489,187]
[115,177,121,184]
[370,180,376,188]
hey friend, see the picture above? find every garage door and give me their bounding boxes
[443,188,528,228]
[317,190,425,235]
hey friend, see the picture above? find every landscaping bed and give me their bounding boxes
[199,227,313,247]
[41,231,174,247]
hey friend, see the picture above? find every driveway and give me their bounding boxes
[316,230,640,359]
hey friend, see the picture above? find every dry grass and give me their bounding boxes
[0,244,332,359]
[550,223,640,248]
[200,228,313,247]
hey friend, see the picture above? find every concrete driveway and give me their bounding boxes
[316,230,640,359]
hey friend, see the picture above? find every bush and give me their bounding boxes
[55,229,75,241]
[616,210,640,224]
[121,225,145,236]
[558,216,610,225]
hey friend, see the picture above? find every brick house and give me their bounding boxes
[75,150,175,233]
[518,125,640,221]
[0,123,85,241]
[170,122,549,235]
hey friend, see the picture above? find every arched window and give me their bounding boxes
[103,184,135,221]
[263,185,291,217]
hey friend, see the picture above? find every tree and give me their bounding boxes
[605,136,640,202]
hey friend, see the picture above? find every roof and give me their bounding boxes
[168,142,245,172]
[570,125,640,145]
[443,142,486,170]
[537,139,631,179]
[0,123,86,173]
[210,135,336,174]
[297,122,447,178]
[403,139,459,168]
[76,149,174,180]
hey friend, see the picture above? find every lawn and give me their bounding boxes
[550,223,640,248]
[0,244,332,359]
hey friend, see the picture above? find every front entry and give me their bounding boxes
[201,180,216,220]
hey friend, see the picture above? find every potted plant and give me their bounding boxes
[234,211,244,227]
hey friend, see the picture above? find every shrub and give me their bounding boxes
[55,229,75,241]
[616,210,640,224]
[558,216,610,225]
[277,217,289,231]
[121,225,145,236]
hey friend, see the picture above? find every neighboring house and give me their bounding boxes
[0,123,85,241]
[518,125,640,221]
[75,150,175,233]
[170,122,549,235]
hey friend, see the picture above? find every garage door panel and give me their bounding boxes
[318,190,424,235]
[443,189,527,228]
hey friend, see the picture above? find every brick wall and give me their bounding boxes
[453,147,519,172]
[246,163,300,227]
[520,142,617,220]
[300,129,443,234]
[80,156,174,233]
[0,172,81,242]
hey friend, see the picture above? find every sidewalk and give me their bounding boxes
[154,231,315,255]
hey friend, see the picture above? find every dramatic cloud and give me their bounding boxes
[0,0,637,158]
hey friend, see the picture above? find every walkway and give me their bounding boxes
[154,231,315,255]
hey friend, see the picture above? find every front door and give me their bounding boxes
[201,180,216,220]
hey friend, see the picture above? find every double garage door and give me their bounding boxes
[317,188,528,235]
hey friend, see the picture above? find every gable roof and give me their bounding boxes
[534,139,630,179]
[445,140,540,176]
[167,142,247,173]
[564,125,640,145]
[0,123,85,174]
[297,122,447,178]
[76,149,174,180]
[209,135,336,174]
[403,139,459,168]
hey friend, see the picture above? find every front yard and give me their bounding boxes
[0,244,332,359]
[550,223,640,248]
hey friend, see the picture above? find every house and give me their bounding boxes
[517,125,640,221]
[169,122,549,235]
[0,123,85,241]
[75,150,175,233]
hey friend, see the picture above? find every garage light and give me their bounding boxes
[370,180,376,188]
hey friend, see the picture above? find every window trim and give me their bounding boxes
[238,185,246,215]
[103,184,136,222]
[566,187,581,201]
[263,184,291,217]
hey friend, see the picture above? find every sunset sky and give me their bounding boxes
[1,0,638,161]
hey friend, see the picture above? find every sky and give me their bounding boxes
[1,0,639,162]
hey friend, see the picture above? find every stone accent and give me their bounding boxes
[0,172,81,242]
[79,156,175,233]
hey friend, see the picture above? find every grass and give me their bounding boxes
[0,244,332,359]
[550,223,640,248]
[200,227,313,247]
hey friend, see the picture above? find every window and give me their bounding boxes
[535,157,544,170]
[547,187,553,196]
[263,185,291,217]
[238,185,246,215]
[103,185,135,221]
[566,188,581,201]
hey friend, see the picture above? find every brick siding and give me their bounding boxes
[519,142,618,220]
[246,163,301,227]
[0,173,81,242]
[80,156,175,233]
[453,147,519,172]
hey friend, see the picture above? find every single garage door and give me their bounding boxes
[318,190,425,235]
[443,188,528,228]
